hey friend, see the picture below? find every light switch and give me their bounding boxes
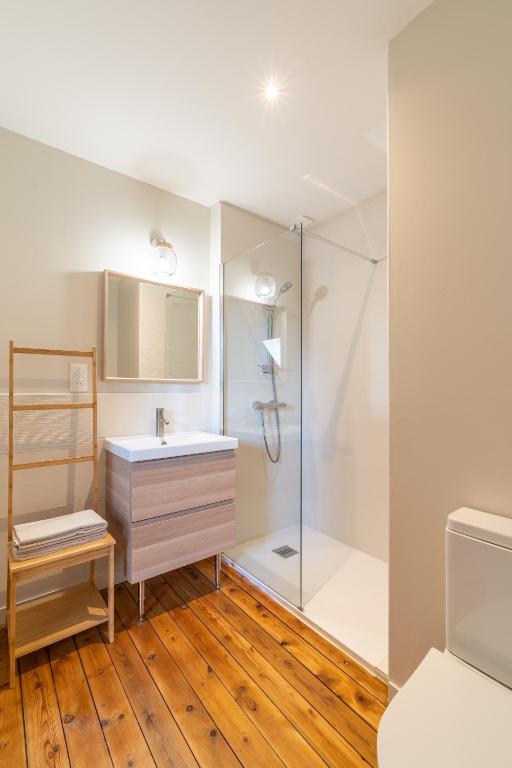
[70,363,88,393]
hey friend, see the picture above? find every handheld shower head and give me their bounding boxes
[261,280,294,313]
[272,280,293,306]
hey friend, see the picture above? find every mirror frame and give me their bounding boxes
[102,269,204,383]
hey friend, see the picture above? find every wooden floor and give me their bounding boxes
[0,558,387,767]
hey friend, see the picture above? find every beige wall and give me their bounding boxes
[389,0,512,689]
[117,279,140,377]
[218,202,284,265]
[0,128,212,613]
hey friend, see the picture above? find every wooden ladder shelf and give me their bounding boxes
[6,342,115,689]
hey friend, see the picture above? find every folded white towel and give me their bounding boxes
[12,510,108,561]
[13,509,106,547]
[13,526,106,553]
[12,528,107,560]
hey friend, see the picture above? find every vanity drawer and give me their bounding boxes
[131,449,236,522]
[130,501,236,582]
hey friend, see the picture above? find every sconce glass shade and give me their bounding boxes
[152,238,177,276]
[255,275,276,300]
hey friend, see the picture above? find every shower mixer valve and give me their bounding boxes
[252,400,287,411]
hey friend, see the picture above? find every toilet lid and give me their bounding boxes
[378,648,512,767]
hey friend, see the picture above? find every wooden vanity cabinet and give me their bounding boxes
[106,449,236,585]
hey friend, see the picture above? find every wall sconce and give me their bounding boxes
[255,275,276,300]
[152,237,177,276]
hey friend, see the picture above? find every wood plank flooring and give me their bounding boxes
[0,559,387,767]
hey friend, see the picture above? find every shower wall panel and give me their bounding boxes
[302,192,389,563]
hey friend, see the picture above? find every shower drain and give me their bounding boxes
[272,545,298,559]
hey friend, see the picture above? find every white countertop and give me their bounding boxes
[105,431,238,462]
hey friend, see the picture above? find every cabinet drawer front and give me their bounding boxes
[130,502,236,582]
[131,450,235,522]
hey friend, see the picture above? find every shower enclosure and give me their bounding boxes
[223,208,388,675]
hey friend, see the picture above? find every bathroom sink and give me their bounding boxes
[105,431,238,462]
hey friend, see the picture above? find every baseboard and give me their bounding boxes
[387,679,400,700]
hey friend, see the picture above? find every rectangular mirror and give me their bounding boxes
[103,270,204,382]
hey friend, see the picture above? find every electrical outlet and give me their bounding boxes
[70,363,88,393]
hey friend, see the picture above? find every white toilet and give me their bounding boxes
[378,507,512,767]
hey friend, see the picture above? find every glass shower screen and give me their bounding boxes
[223,228,302,608]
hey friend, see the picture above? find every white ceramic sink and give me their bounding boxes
[105,431,238,462]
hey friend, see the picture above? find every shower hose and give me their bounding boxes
[261,364,282,463]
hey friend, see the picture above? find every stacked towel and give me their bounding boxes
[12,509,107,561]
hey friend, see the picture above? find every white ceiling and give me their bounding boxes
[0,0,431,224]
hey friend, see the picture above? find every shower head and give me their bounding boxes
[266,280,293,309]
[272,280,293,306]
[278,280,293,296]
[262,280,294,313]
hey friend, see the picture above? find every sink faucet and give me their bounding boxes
[156,408,169,438]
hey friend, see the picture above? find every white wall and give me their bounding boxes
[0,127,212,613]
[303,192,388,562]
[389,0,512,689]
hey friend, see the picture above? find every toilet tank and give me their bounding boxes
[447,508,512,688]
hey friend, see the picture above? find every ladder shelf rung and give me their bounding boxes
[13,455,95,471]
[13,347,94,358]
[13,402,94,411]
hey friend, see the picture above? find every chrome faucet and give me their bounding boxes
[156,407,169,438]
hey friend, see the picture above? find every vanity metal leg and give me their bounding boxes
[138,580,145,621]
[215,553,221,589]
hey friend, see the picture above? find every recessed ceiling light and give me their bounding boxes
[263,81,280,101]
[254,74,288,107]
